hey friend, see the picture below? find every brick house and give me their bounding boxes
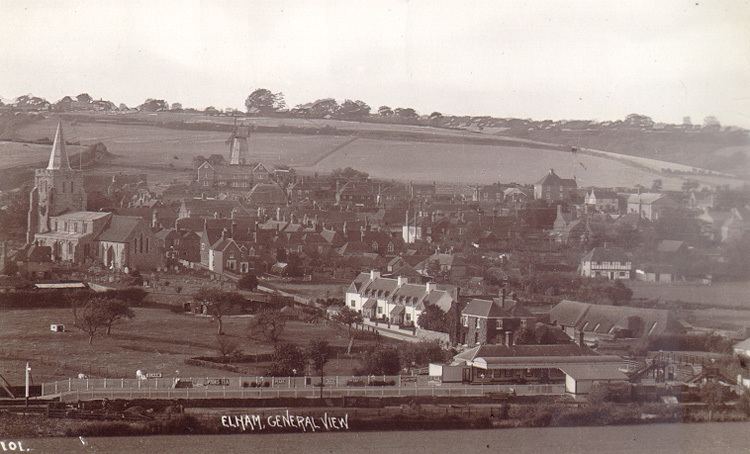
[533,169,577,201]
[461,295,535,347]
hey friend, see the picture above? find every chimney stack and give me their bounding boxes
[397,276,407,287]
[578,330,585,346]
[369,270,380,280]
[426,282,436,293]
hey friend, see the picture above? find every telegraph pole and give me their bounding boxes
[25,362,31,408]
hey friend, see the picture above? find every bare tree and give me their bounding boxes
[248,308,287,345]
[73,299,109,345]
[215,335,241,358]
[101,298,135,335]
[194,288,245,335]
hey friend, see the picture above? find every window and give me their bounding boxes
[350,300,356,308]
[377,306,383,315]
[228,260,236,271]
[387,242,394,253]
[619,271,627,277]
[475,318,480,329]
[82,223,87,233]
[462,316,468,327]
[496,319,503,329]
[405,313,411,322]
[73,223,78,233]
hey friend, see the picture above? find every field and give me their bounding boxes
[1,112,745,189]
[627,281,750,309]
[0,307,371,383]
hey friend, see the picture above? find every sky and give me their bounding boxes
[1,0,749,127]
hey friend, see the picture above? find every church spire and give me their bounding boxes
[46,122,71,170]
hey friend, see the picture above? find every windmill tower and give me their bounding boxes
[227,119,250,165]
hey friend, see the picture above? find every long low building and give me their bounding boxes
[549,300,684,341]
[451,343,628,394]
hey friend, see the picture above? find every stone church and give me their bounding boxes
[27,123,160,270]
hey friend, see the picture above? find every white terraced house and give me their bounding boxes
[344,270,455,327]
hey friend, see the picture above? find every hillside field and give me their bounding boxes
[0,113,745,190]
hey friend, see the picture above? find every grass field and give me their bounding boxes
[0,307,371,383]
[627,281,750,309]
[1,113,745,189]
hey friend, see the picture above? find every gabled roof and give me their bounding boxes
[535,169,577,187]
[627,193,664,204]
[581,246,629,263]
[656,240,685,253]
[462,298,533,318]
[549,300,683,337]
[96,216,143,243]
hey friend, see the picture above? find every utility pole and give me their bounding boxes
[25,362,31,409]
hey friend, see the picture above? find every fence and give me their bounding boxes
[40,375,564,401]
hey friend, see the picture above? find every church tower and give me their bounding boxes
[27,122,86,243]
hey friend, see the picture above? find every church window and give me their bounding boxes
[139,234,144,253]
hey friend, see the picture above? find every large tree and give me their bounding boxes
[245,88,286,114]
[194,288,245,335]
[377,106,393,117]
[73,299,110,345]
[101,298,135,335]
[334,306,363,339]
[139,98,168,112]
[357,345,401,375]
[237,273,259,291]
[306,339,331,398]
[76,93,93,103]
[248,308,287,344]
[268,343,306,376]
[338,99,371,119]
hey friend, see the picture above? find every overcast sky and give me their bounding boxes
[1,0,749,127]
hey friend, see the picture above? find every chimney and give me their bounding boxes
[397,276,408,287]
[360,225,365,242]
[151,209,159,229]
[578,330,585,346]
[426,282,436,293]
[253,221,258,243]
[369,270,380,280]
[201,192,206,200]
[501,287,507,308]
[556,204,563,218]
[276,207,281,221]
[231,222,237,238]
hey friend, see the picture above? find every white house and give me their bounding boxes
[344,270,455,327]
[580,246,632,280]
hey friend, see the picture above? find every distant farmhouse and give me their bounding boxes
[533,169,577,201]
[626,192,676,221]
